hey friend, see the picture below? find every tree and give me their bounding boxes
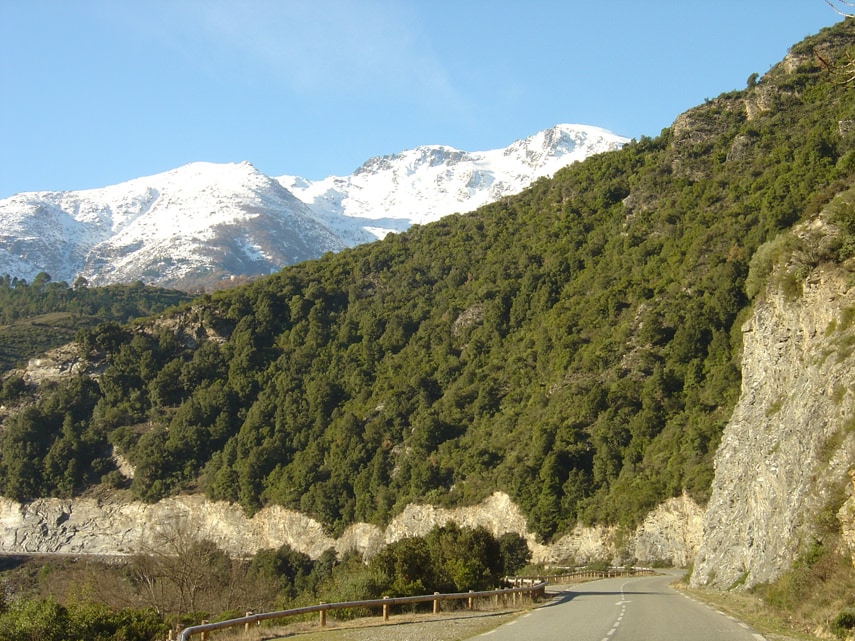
[0,598,69,641]
[130,517,233,616]
[498,532,532,575]
[370,536,433,596]
[425,524,502,592]
[32,271,51,290]
[824,0,855,16]
[817,3,855,84]
[249,544,316,599]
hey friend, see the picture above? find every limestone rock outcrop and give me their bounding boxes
[0,490,703,568]
[631,493,704,568]
[0,495,338,559]
[692,262,855,590]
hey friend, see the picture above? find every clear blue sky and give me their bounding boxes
[0,1,845,198]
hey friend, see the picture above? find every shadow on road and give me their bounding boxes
[541,584,677,607]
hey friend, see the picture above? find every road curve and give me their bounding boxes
[474,573,765,641]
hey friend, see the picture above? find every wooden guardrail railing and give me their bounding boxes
[177,581,548,641]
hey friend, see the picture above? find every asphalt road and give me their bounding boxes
[475,573,765,641]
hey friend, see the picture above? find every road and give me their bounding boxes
[475,573,765,641]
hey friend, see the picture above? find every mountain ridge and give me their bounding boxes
[279,124,626,229]
[0,124,627,290]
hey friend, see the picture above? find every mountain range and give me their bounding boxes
[0,124,627,290]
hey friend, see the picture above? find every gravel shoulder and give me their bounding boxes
[232,597,552,641]
[271,609,527,641]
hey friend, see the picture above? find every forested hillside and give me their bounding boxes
[0,274,190,372]
[2,21,854,541]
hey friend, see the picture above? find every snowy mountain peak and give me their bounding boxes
[355,146,471,176]
[282,123,627,233]
[0,124,627,289]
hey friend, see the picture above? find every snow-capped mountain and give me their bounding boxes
[0,161,344,289]
[0,124,627,289]
[279,124,627,241]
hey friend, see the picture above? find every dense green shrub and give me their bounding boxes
[369,524,524,595]
[0,276,190,371]
[0,598,166,641]
[832,608,855,638]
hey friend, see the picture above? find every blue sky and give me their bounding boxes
[0,1,845,198]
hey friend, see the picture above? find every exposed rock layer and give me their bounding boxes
[0,490,702,567]
[692,262,855,589]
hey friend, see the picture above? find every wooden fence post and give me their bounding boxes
[319,603,326,627]
[468,590,474,610]
[200,621,208,641]
[244,611,253,635]
[383,596,390,621]
[433,592,440,614]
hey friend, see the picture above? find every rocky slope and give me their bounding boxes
[0,491,702,567]
[692,213,855,590]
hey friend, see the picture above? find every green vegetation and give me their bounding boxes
[0,525,528,639]
[0,599,165,641]
[0,274,190,371]
[369,525,530,596]
[2,23,855,547]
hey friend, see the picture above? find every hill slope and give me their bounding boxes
[1,21,854,544]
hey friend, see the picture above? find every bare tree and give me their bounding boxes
[126,515,281,619]
[131,515,233,616]
[815,47,855,84]
[815,3,855,84]
[824,0,855,16]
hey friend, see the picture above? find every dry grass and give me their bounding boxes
[675,582,825,641]
[675,548,855,641]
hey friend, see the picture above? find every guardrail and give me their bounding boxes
[512,566,655,585]
[177,581,547,641]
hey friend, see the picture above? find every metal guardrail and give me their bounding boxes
[521,566,656,585]
[177,581,548,641]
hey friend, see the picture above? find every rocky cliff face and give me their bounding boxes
[0,490,702,567]
[692,253,855,590]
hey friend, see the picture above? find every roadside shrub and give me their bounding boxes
[0,598,166,641]
[831,608,855,638]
